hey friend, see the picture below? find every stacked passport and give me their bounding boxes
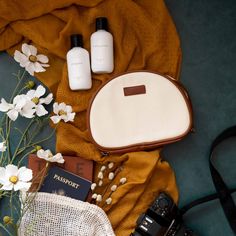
[28,154,93,201]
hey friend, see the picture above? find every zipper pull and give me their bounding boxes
[101,151,109,157]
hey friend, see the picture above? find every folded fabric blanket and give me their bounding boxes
[0,0,181,235]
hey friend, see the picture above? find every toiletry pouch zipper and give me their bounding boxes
[87,71,193,155]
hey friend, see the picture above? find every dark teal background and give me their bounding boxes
[0,0,236,235]
[163,0,236,235]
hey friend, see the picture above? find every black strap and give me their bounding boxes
[180,187,236,215]
[180,126,236,234]
[209,126,236,233]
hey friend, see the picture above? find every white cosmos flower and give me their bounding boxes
[0,95,35,121]
[27,85,53,117]
[37,149,65,164]
[50,102,75,124]
[0,142,6,152]
[0,164,32,191]
[14,43,49,76]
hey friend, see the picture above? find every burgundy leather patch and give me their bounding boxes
[123,85,146,96]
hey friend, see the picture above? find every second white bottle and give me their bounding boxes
[90,17,114,74]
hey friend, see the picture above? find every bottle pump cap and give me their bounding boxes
[96,17,108,31]
[70,34,83,48]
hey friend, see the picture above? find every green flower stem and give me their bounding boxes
[10,119,35,164]
[15,124,44,157]
[28,116,51,145]
[5,119,12,163]
[12,223,18,236]
[0,70,27,164]
[36,162,49,185]
[0,70,26,133]
[10,70,26,103]
[15,127,57,159]
[0,191,10,199]
[9,191,13,219]
[0,223,14,236]
[15,116,52,158]
[0,115,6,131]
[0,127,5,165]
[0,152,4,165]
[13,164,49,231]
[29,128,56,149]
[17,149,35,167]
[18,163,50,228]
[0,129,4,139]
[0,69,26,144]
[17,85,29,95]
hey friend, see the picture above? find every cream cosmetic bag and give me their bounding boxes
[88,71,193,154]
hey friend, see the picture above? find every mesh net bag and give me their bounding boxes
[18,192,115,236]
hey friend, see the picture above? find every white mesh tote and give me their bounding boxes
[18,192,115,236]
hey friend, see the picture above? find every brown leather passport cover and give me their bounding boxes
[28,154,93,201]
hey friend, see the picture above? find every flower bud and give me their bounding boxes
[106,197,112,205]
[108,162,114,169]
[3,216,13,225]
[91,183,97,191]
[100,165,106,172]
[108,172,115,180]
[96,194,102,202]
[26,80,35,89]
[98,171,103,179]
[111,185,117,192]
[120,177,127,184]
[35,145,42,151]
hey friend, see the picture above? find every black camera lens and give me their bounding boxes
[148,193,178,226]
[158,198,170,208]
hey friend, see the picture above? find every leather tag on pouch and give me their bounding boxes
[28,154,93,202]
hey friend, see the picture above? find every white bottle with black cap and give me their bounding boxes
[90,17,114,74]
[67,34,92,90]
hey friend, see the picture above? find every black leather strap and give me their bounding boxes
[180,188,236,215]
[180,126,236,234]
[209,126,236,233]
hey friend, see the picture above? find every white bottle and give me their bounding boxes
[67,34,92,90]
[91,17,114,74]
